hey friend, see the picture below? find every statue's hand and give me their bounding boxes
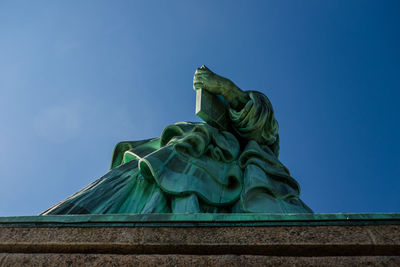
[193,65,229,95]
[193,65,249,110]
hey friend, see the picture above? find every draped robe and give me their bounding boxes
[42,92,312,215]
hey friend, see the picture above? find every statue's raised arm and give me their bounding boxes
[42,66,312,216]
[194,65,280,156]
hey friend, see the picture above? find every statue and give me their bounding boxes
[42,66,312,215]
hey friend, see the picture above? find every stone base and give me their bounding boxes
[0,213,399,266]
[1,254,399,266]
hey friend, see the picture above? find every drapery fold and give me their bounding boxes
[42,91,312,215]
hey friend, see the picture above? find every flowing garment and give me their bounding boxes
[42,92,312,214]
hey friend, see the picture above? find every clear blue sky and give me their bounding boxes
[0,1,399,216]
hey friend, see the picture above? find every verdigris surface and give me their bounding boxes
[42,66,312,215]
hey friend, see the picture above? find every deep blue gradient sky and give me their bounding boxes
[0,1,399,216]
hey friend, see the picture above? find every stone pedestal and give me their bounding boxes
[0,213,399,266]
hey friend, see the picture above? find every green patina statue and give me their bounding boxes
[42,66,312,215]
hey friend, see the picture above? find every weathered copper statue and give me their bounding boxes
[42,66,312,214]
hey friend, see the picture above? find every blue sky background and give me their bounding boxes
[0,1,399,216]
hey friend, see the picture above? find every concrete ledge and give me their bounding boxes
[1,214,399,266]
[1,254,399,266]
[1,225,399,256]
[1,213,399,227]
